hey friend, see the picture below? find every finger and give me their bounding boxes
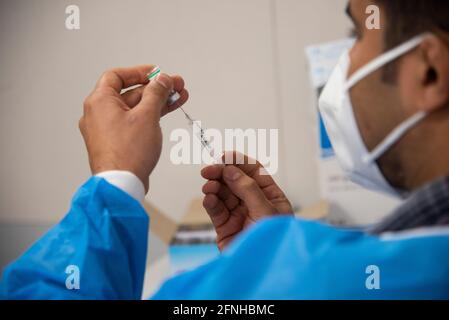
[95,65,154,93]
[83,89,128,114]
[222,152,292,214]
[172,75,185,93]
[201,164,225,180]
[203,194,231,232]
[261,184,293,213]
[121,85,145,108]
[161,89,189,117]
[121,81,186,111]
[203,194,245,250]
[221,151,261,179]
[222,165,276,219]
[202,180,221,194]
[202,180,240,211]
[160,74,187,116]
[222,151,281,194]
[216,183,240,211]
[135,73,174,121]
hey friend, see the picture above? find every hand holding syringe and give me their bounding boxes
[148,66,216,159]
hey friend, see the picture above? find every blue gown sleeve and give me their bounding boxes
[152,217,449,300]
[0,177,149,300]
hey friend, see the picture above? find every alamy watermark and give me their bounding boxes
[169,121,279,175]
[365,265,381,290]
[65,5,80,30]
[65,264,80,290]
[365,5,380,30]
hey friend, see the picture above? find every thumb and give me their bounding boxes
[136,73,173,120]
[223,165,276,219]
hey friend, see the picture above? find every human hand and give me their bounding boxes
[79,65,189,192]
[201,152,293,251]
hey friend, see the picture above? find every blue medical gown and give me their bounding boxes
[1,177,449,299]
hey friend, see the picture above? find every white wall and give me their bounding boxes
[0,0,350,226]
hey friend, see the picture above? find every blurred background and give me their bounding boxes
[0,0,399,296]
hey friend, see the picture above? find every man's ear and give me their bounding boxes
[398,35,449,114]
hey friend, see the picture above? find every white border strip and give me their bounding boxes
[380,226,449,241]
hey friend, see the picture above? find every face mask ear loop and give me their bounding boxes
[343,34,428,92]
[362,111,427,164]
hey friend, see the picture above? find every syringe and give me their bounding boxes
[147,67,216,159]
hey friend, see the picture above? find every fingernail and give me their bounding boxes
[224,166,242,181]
[153,73,172,89]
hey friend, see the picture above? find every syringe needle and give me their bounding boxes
[182,110,215,158]
[180,107,194,123]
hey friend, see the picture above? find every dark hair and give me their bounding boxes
[376,0,449,49]
[375,0,449,82]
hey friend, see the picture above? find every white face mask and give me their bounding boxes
[318,34,428,198]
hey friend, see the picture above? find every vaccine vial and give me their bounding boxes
[147,66,180,106]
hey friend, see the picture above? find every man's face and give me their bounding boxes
[346,0,410,187]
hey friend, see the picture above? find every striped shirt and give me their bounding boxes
[371,176,449,234]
